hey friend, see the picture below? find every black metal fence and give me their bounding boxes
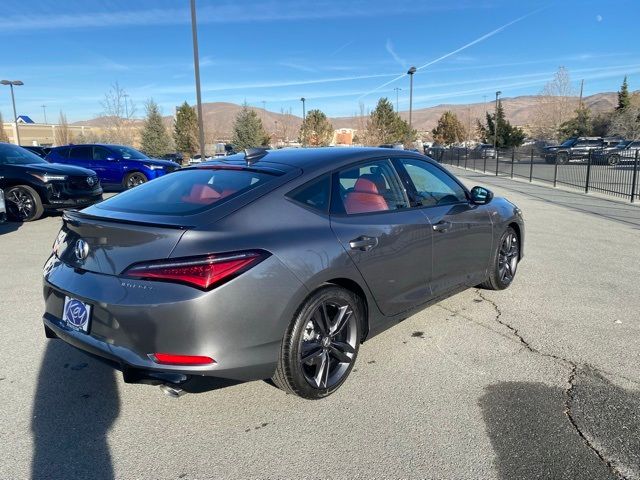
[435,147,640,203]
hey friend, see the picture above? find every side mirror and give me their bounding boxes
[470,186,494,205]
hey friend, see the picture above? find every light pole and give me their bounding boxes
[407,66,416,129]
[393,87,401,112]
[190,0,206,161]
[300,97,306,146]
[1,80,23,145]
[493,91,501,158]
[41,104,48,124]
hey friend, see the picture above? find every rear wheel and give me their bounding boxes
[124,172,148,189]
[5,185,44,222]
[273,286,362,399]
[480,227,520,290]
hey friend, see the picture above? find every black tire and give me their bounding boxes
[123,172,148,189]
[479,227,520,290]
[556,152,569,165]
[273,285,362,399]
[5,185,44,222]
[607,154,620,166]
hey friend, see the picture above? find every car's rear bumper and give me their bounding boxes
[42,254,307,382]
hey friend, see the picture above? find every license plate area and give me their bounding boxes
[62,296,92,333]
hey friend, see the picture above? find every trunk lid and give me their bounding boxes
[57,210,187,275]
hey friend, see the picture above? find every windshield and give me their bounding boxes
[111,145,148,160]
[560,139,576,147]
[0,144,48,165]
[616,141,632,148]
[95,167,279,215]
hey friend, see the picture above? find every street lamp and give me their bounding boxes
[493,90,501,158]
[41,104,47,124]
[300,97,306,146]
[407,66,416,129]
[393,87,402,112]
[1,79,24,145]
[123,93,130,119]
[190,0,206,161]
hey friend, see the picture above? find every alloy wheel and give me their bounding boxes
[6,187,35,221]
[498,232,519,284]
[126,173,147,189]
[299,299,358,389]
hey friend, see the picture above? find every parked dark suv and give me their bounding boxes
[595,140,640,165]
[542,137,621,164]
[46,144,180,190]
[0,143,102,221]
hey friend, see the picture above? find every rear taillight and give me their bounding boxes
[123,250,268,290]
[152,353,215,365]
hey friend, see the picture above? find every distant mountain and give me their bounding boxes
[73,93,619,137]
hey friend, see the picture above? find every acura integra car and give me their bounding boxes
[42,147,524,399]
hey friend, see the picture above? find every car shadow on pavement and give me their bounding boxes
[31,341,119,480]
[0,220,22,235]
[480,373,639,480]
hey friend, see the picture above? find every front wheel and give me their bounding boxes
[124,172,148,189]
[5,185,44,222]
[479,227,520,290]
[273,286,362,399]
[556,152,569,165]
[607,154,620,166]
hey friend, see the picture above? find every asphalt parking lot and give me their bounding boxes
[1,170,638,480]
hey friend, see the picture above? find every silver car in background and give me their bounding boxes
[42,147,524,399]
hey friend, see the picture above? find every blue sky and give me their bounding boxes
[1,0,638,122]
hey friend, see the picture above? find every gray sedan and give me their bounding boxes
[42,147,524,399]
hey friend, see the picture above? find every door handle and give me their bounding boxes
[432,221,452,233]
[349,236,378,251]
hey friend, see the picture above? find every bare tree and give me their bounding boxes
[0,112,8,142]
[531,67,578,141]
[353,102,371,145]
[278,107,296,142]
[54,111,72,146]
[608,93,640,140]
[101,82,137,145]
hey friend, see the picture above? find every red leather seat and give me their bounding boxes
[181,184,221,205]
[344,175,389,214]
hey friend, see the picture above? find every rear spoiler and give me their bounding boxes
[63,210,193,230]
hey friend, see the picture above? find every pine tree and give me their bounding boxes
[431,111,466,145]
[231,104,268,150]
[173,102,199,163]
[300,109,334,146]
[366,98,416,146]
[617,76,630,111]
[0,112,8,143]
[140,99,171,158]
[478,100,525,148]
[559,105,592,138]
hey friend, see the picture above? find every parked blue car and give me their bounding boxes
[46,144,180,190]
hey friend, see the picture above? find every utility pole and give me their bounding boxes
[300,97,306,146]
[262,100,266,111]
[123,94,129,119]
[394,87,401,112]
[579,79,584,108]
[190,0,206,161]
[41,104,48,124]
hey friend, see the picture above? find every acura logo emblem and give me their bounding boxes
[74,239,89,261]
[87,176,95,187]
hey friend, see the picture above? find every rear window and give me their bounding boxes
[95,167,278,215]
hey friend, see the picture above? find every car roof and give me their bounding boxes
[218,147,425,174]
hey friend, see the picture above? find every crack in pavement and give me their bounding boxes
[471,289,626,479]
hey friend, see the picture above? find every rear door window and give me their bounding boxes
[95,167,280,215]
[69,146,92,161]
